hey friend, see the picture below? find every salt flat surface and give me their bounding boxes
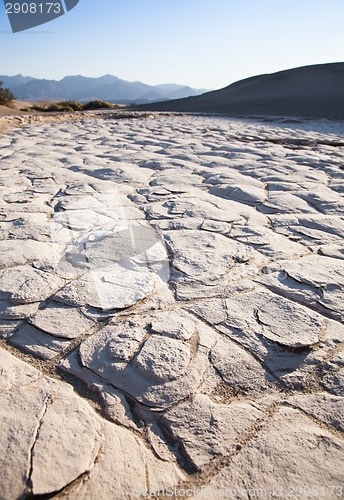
[0,114,344,499]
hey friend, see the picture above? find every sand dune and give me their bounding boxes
[138,62,344,119]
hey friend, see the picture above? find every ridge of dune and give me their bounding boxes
[137,62,344,119]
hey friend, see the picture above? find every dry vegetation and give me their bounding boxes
[0,81,15,106]
[30,100,120,112]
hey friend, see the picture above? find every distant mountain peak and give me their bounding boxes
[1,74,206,104]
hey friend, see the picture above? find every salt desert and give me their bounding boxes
[0,112,344,499]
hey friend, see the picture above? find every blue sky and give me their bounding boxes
[0,0,343,89]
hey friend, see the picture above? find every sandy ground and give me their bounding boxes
[0,100,99,135]
[0,100,175,136]
[0,101,30,117]
[0,100,85,116]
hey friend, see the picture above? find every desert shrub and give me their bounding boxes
[46,103,73,112]
[0,81,15,105]
[30,105,46,111]
[83,100,119,110]
[30,99,119,113]
[47,100,83,112]
[31,101,82,112]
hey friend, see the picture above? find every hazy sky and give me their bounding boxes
[1,0,343,89]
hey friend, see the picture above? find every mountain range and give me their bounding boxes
[0,74,207,104]
[138,62,344,120]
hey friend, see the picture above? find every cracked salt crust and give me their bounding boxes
[0,114,343,498]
